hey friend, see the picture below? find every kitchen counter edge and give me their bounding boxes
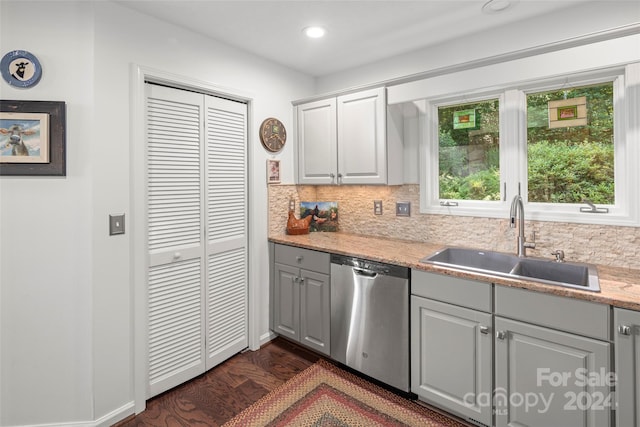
[269,232,640,311]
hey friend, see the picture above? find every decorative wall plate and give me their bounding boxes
[1,50,42,88]
[259,117,286,152]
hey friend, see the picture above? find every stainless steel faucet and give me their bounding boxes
[510,195,535,257]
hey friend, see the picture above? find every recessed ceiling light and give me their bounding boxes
[303,26,326,39]
[482,0,512,14]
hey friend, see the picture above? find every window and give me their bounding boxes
[526,82,614,205]
[438,98,500,201]
[421,64,638,225]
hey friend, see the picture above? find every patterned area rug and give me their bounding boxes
[223,359,468,426]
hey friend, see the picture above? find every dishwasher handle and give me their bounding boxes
[353,267,378,278]
[331,254,409,279]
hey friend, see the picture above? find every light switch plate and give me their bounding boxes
[396,201,410,217]
[109,214,125,235]
[374,200,383,215]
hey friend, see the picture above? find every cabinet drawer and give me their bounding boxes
[495,285,610,340]
[274,244,330,274]
[411,270,492,312]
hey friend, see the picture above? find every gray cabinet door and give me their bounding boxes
[299,269,331,355]
[495,317,611,427]
[273,263,300,341]
[614,307,640,427]
[411,296,493,426]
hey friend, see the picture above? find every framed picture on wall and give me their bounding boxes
[0,111,50,163]
[0,100,66,176]
[267,159,280,184]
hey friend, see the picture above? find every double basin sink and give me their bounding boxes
[421,247,600,292]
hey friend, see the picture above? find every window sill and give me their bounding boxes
[420,202,638,227]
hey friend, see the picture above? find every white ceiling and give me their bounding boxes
[115,0,615,77]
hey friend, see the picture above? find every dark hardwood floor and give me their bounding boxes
[114,338,321,427]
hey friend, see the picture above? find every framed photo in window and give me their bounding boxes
[453,109,476,129]
[548,97,587,128]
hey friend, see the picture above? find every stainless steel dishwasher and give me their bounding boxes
[330,254,410,391]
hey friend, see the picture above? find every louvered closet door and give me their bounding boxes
[204,96,248,369]
[145,84,206,397]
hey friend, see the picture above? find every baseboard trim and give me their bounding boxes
[5,402,134,427]
[11,402,136,427]
[6,420,95,427]
[260,331,276,347]
[93,402,135,427]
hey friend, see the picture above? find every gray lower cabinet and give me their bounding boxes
[494,317,611,427]
[494,286,611,427]
[411,296,493,426]
[410,270,493,427]
[412,272,614,427]
[614,307,640,427]
[272,244,331,355]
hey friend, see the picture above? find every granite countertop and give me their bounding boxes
[269,232,640,311]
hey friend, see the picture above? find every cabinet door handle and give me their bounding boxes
[618,325,632,336]
[299,277,305,285]
[496,330,507,340]
[479,326,490,334]
[293,277,300,284]
[296,255,303,263]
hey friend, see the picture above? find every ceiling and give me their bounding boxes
[116,0,605,77]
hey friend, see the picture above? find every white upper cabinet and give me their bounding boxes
[296,87,402,185]
[296,97,338,185]
[336,88,386,184]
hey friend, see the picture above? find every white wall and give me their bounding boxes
[316,1,640,94]
[0,1,314,425]
[0,2,95,425]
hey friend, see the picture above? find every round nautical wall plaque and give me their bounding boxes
[1,50,42,88]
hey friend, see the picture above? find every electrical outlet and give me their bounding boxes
[374,200,383,215]
[396,201,410,217]
[109,214,125,235]
[289,198,296,211]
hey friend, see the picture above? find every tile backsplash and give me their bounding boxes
[269,184,640,270]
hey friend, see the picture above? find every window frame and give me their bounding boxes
[518,73,628,225]
[420,64,640,226]
[422,91,509,218]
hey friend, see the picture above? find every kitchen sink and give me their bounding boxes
[423,247,519,275]
[421,247,600,292]
[511,258,599,291]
